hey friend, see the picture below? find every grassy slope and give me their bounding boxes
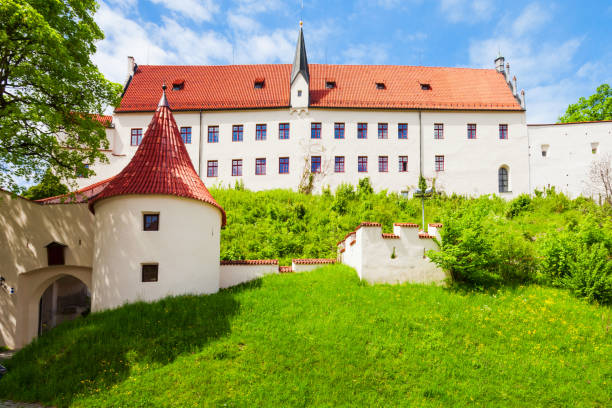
[1,266,610,407]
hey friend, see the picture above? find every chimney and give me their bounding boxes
[513,75,518,95]
[127,56,136,78]
[505,62,510,81]
[494,54,505,73]
[520,89,526,109]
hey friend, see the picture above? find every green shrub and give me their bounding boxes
[506,194,532,218]
[563,243,612,304]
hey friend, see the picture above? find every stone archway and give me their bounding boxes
[16,266,92,348]
[38,275,90,336]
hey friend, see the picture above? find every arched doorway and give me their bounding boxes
[38,275,90,336]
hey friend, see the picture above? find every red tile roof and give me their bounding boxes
[393,223,419,227]
[91,114,113,128]
[36,177,115,204]
[292,258,336,265]
[116,64,522,112]
[220,259,278,265]
[89,93,226,225]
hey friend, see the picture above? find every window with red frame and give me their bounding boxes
[435,155,445,171]
[358,156,368,172]
[208,126,219,143]
[255,158,266,175]
[467,124,477,139]
[334,123,345,139]
[256,124,267,140]
[378,123,388,139]
[130,128,142,146]
[499,124,508,139]
[434,123,444,139]
[399,156,408,172]
[378,156,388,172]
[279,157,289,174]
[398,123,407,139]
[311,123,322,139]
[335,156,345,172]
[311,156,321,173]
[180,127,192,144]
[232,159,242,176]
[232,125,243,142]
[279,123,290,139]
[357,123,367,139]
[207,160,218,177]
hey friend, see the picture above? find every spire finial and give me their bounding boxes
[300,20,303,27]
[158,82,169,108]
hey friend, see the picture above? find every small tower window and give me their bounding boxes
[326,81,336,89]
[376,82,386,90]
[142,264,159,282]
[254,78,265,89]
[591,142,599,154]
[297,90,302,96]
[143,213,159,231]
[541,144,549,157]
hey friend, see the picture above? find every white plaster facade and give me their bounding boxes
[528,121,612,198]
[219,262,278,289]
[92,195,222,311]
[83,108,529,198]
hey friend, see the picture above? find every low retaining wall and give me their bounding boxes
[292,258,336,273]
[219,260,279,289]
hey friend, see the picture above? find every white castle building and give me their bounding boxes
[76,26,611,199]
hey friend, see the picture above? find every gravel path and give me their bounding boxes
[0,401,48,408]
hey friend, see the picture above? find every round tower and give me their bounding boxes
[89,87,226,312]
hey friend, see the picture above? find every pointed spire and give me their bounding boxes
[89,88,226,225]
[291,22,309,84]
[158,83,169,107]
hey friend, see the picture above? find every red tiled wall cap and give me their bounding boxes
[292,258,336,264]
[393,223,419,227]
[382,233,400,239]
[220,259,278,265]
[428,223,443,228]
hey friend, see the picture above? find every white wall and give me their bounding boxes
[528,121,612,198]
[92,195,222,311]
[219,263,278,289]
[291,260,335,273]
[83,108,528,197]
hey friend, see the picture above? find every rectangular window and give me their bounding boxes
[180,127,192,144]
[255,158,266,175]
[358,123,367,139]
[256,124,267,141]
[279,123,290,139]
[311,123,322,139]
[143,213,159,231]
[335,156,345,173]
[311,156,321,173]
[378,123,388,139]
[334,123,345,139]
[232,159,242,176]
[142,264,158,282]
[378,156,388,172]
[467,124,477,139]
[208,126,219,143]
[398,123,408,139]
[399,156,408,172]
[232,125,243,142]
[130,128,143,146]
[279,157,289,174]
[207,160,218,177]
[358,156,368,172]
[434,123,444,139]
[499,124,508,140]
[435,155,445,172]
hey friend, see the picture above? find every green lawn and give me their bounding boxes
[1,265,611,407]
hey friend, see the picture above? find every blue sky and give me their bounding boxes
[94,0,612,123]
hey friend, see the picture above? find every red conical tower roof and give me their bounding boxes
[89,87,226,225]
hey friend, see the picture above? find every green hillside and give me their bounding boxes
[0,266,610,407]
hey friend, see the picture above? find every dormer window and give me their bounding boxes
[420,83,432,90]
[172,79,184,91]
[376,82,386,90]
[254,78,265,89]
[326,81,336,89]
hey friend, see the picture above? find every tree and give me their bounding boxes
[22,168,68,200]
[558,84,612,123]
[0,0,121,192]
[586,153,612,206]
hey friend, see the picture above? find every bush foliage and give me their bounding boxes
[211,182,612,304]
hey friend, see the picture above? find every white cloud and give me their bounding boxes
[439,0,494,22]
[511,3,551,37]
[235,29,294,64]
[342,43,389,65]
[227,12,261,33]
[149,0,219,22]
[233,0,285,14]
